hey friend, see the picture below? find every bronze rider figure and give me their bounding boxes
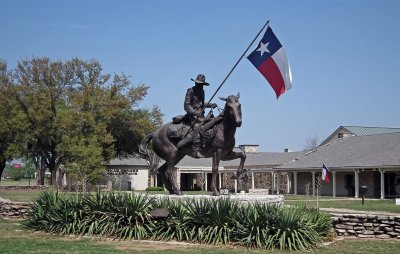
[176,74,222,158]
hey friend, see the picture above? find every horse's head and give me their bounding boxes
[219,92,242,127]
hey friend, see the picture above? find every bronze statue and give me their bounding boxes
[139,90,246,196]
[177,74,221,158]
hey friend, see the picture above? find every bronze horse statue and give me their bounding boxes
[139,93,246,196]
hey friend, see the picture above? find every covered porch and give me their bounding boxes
[285,168,400,199]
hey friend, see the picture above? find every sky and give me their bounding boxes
[1,0,399,152]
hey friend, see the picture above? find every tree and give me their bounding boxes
[0,60,24,182]
[8,57,162,187]
[304,135,319,151]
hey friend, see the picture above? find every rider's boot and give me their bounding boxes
[200,116,223,132]
[177,132,193,149]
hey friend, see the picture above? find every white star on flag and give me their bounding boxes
[256,41,270,56]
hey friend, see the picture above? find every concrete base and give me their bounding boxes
[150,194,284,206]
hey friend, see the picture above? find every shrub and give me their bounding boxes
[145,186,165,191]
[81,191,155,239]
[153,199,193,241]
[191,198,238,244]
[25,191,332,250]
[233,204,272,248]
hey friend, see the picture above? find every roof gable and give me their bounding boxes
[319,126,400,147]
[276,133,400,170]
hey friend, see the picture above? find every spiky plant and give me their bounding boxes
[81,191,155,239]
[233,203,272,248]
[24,191,86,235]
[153,199,194,241]
[266,205,321,251]
[184,198,238,245]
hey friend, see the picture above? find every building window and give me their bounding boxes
[338,133,343,139]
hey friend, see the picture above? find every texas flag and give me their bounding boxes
[247,26,292,98]
[322,164,330,183]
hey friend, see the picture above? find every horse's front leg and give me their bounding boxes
[211,149,223,196]
[222,150,246,179]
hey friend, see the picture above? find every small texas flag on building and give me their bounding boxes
[322,164,330,183]
[247,25,292,98]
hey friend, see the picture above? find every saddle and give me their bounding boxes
[168,112,219,141]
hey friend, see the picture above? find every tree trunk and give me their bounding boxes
[50,169,57,186]
[0,158,6,184]
[33,156,46,185]
[56,168,65,188]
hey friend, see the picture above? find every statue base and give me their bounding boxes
[150,194,284,206]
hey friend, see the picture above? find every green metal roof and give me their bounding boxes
[343,126,400,136]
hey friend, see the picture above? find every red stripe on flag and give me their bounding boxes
[257,57,285,98]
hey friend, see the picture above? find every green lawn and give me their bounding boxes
[1,217,400,254]
[285,196,400,213]
[0,178,35,186]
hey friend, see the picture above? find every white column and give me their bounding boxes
[204,172,208,192]
[312,171,316,196]
[176,168,181,190]
[251,171,255,190]
[380,169,385,199]
[332,171,336,197]
[271,172,275,193]
[354,169,359,198]
[276,172,281,194]
[218,172,222,189]
[234,179,238,193]
[293,172,298,195]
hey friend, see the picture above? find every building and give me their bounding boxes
[106,126,400,199]
[319,126,400,147]
[107,145,304,193]
[276,133,400,199]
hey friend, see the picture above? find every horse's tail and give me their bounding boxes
[139,133,160,175]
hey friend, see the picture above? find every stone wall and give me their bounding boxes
[331,213,400,239]
[0,185,50,191]
[0,198,31,218]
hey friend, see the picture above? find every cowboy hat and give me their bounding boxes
[191,74,209,86]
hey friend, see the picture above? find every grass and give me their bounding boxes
[285,195,400,213]
[1,217,400,254]
[0,190,44,202]
[0,178,35,186]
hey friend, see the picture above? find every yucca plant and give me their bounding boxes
[153,199,194,241]
[184,198,238,245]
[266,205,321,251]
[80,191,156,239]
[233,203,272,248]
[24,191,86,235]
[295,204,332,238]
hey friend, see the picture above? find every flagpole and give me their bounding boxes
[206,19,270,106]
[183,20,270,138]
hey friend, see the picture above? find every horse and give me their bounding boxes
[139,93,246,196]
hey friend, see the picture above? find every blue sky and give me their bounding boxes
[1,0,399,152]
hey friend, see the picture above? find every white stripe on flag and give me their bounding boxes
[271,47,293,91]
